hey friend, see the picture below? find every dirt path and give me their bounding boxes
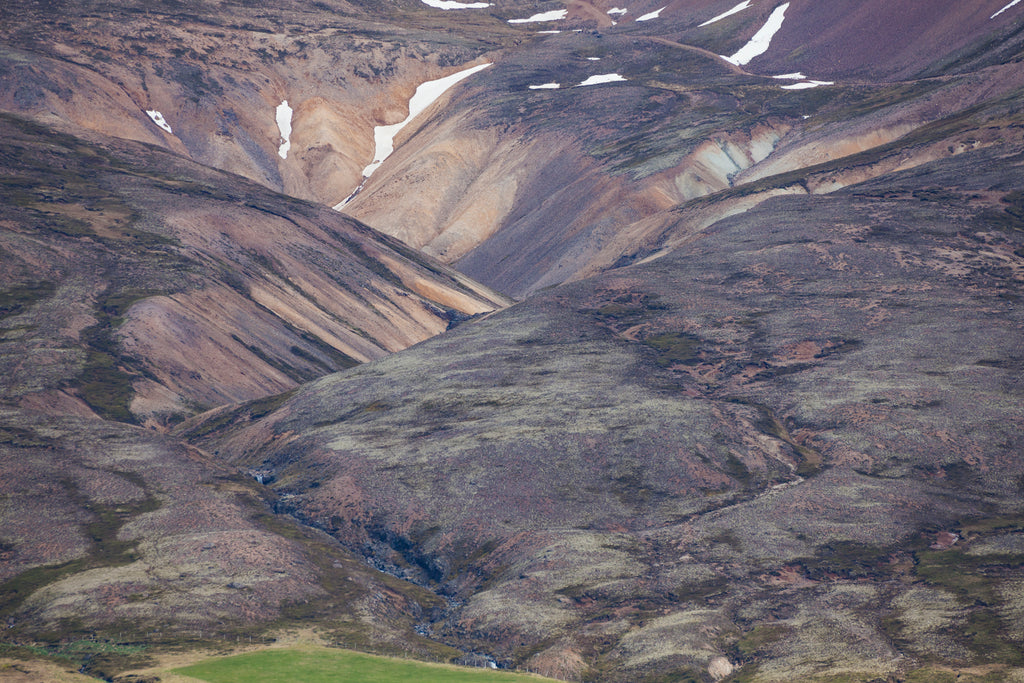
[0,659,97,683]
[640,36,752,76]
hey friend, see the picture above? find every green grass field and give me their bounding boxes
[174,647,553,683]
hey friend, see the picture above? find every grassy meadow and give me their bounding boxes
[173,647,554,683]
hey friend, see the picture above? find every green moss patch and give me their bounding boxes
[0,281,55,319]
[734,624,790,659]
[643,332,701,367]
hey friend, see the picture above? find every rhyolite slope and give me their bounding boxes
[0,113,507,427]
[343,0,1024,297]
[4,0,1022,299]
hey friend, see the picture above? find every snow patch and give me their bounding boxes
[699,0,750,27]
[538,29,562,33]
[780,80,833,90]
[991,0,1022,19]
[772,72,806,79]
[607,7,627,14]
[586,57,601,60]
[334,63,492,210]
[721,2,789,66]
[146,110,173,134]
[361,63,491,178]
[275,100,293,160]
[420,0,491,8]
[509,9,567,23]
[635,6,665,21]
[576,73,627,86]
[529,82,561,89]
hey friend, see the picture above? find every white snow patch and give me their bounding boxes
[772,72,806,79]
[721,2,789,66]
[334,62,492,210]
[586,57,601,60]
[576,73,627,86]
[635,6,665,21]
[146,110,173,134]
[334,184,364,209]
[420,0,491,8]
[538,29,562,33]
[361,62,491,178]
[699,0,751,27]
[529,82,561,89]
[991,0,1022,18]
[780,80,833,90]
[509,9,567,23]
[607,7,627,14]
[275,100,293,159]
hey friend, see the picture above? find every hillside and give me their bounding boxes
[1,0,1023,681]
[0,110,504,676]
[0,113,507,427]
[186,146,1024,681]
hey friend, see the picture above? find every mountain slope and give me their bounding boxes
[342,0,1024,296]
[0,112,507,427]
[186,145,1024,681]
[4,0,1021,300]
[0,407,457,679]
[0,0,516,205]
[0,109,506,676]
[1,0,1024,681]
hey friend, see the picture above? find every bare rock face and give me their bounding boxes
[340,1,1024,298]
[0,0,517,206]
[3,0,1020,300]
